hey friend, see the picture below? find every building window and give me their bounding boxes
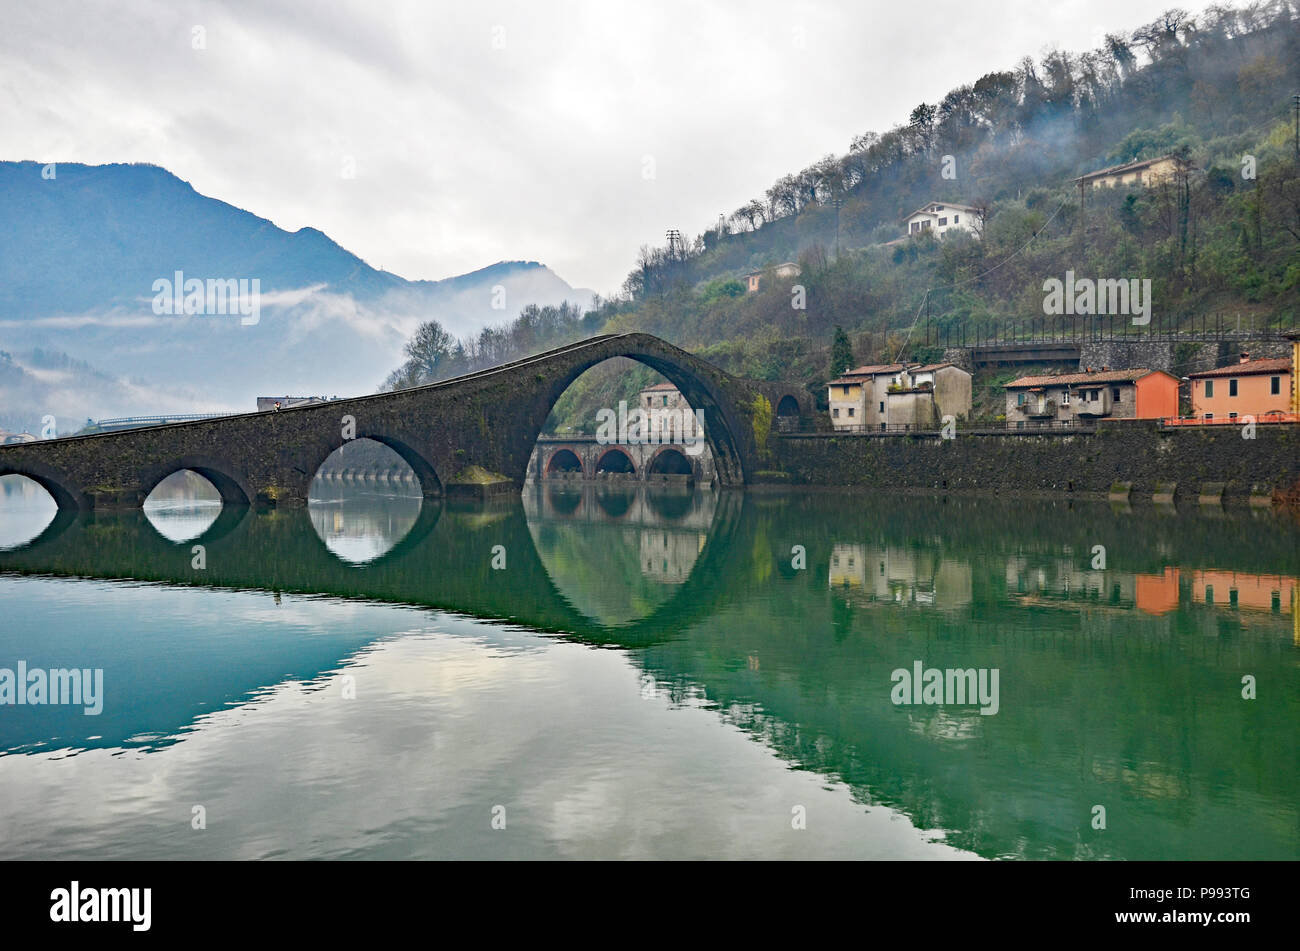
[1204,414,1213,421]
[938,217,948,226]
[879,402,884,412]
[662,396,668,406]
[1229,412,1238,420]
[842,386,850,395]
[1204,380,1213,397]
[1112,388,1120,400]
[1017,393,1025,406]
[1062,391,1070,405]
[1271,376,1281,395]
[953,215,959,224]
[847,408,855,417]
[832,408,839,418]
[1229,379,1238,397]
[934,205,943,211]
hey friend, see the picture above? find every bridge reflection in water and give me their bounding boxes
[0,479,1298,860]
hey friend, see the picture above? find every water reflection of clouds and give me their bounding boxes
[142,499,223,543]
[0,475,57,549]
[0,614,978,860]
[308,493,424,564]
[142,470,223,542]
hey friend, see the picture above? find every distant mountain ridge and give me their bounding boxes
[0,161,595,426]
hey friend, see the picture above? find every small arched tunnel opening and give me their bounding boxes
[143,470,224,542]
[533,356,715,484]
[0,474,59,549]
[647,448,695,484]
[594,448,636,479]
[775,394,802,432]
[309,438,424,565]
[546,449,584,479]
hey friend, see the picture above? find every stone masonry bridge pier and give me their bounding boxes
[0,333,811,510]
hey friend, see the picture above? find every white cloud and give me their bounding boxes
[0,0,1190,293]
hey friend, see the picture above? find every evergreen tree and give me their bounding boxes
[830,326,854,378]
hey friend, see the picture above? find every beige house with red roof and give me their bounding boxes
[1004,368,1178,425]
[1072,155,1189,191]
[828,362,971,431]
[638,381,702,441]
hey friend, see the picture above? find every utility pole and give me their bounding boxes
[1293,94,1300,161]
[830,196,844,261]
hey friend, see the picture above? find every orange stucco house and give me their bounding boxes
[1188,355,1293,421]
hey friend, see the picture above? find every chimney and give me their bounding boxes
[1239,351,1250,363]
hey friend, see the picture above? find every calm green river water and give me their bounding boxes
[0,475,1297,860]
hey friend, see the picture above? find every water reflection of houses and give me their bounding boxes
[1003,557,1297,641]
[1136,566,1296,626]
[829,543,971,608]
[1004,555,1136,604]
[520,486,722,626]
[640,530,707,583]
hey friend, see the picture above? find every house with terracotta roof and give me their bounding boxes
[1072,154,1192,191]
[827,364,903,430]
[1003,367,1178,425]
[1188,354,1293,422]
[743,261,801,293]
[828,362,971,431]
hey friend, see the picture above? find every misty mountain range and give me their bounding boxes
[0,161,594,431]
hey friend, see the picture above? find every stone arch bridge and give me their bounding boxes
[0,333,811,509]
[530,436,718,486]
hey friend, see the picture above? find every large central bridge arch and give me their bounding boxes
[507,334,759,489]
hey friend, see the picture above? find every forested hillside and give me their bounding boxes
[384,2,1300,428]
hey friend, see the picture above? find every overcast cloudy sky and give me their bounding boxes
[3,0,1194,294]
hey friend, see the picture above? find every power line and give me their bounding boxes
[891,195,1073,362]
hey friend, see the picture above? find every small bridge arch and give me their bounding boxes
[545,447,585,478]
[593,446,637,477]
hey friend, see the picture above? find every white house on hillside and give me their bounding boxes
[903,201,982,240]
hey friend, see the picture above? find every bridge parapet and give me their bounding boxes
[0,333,782,509]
